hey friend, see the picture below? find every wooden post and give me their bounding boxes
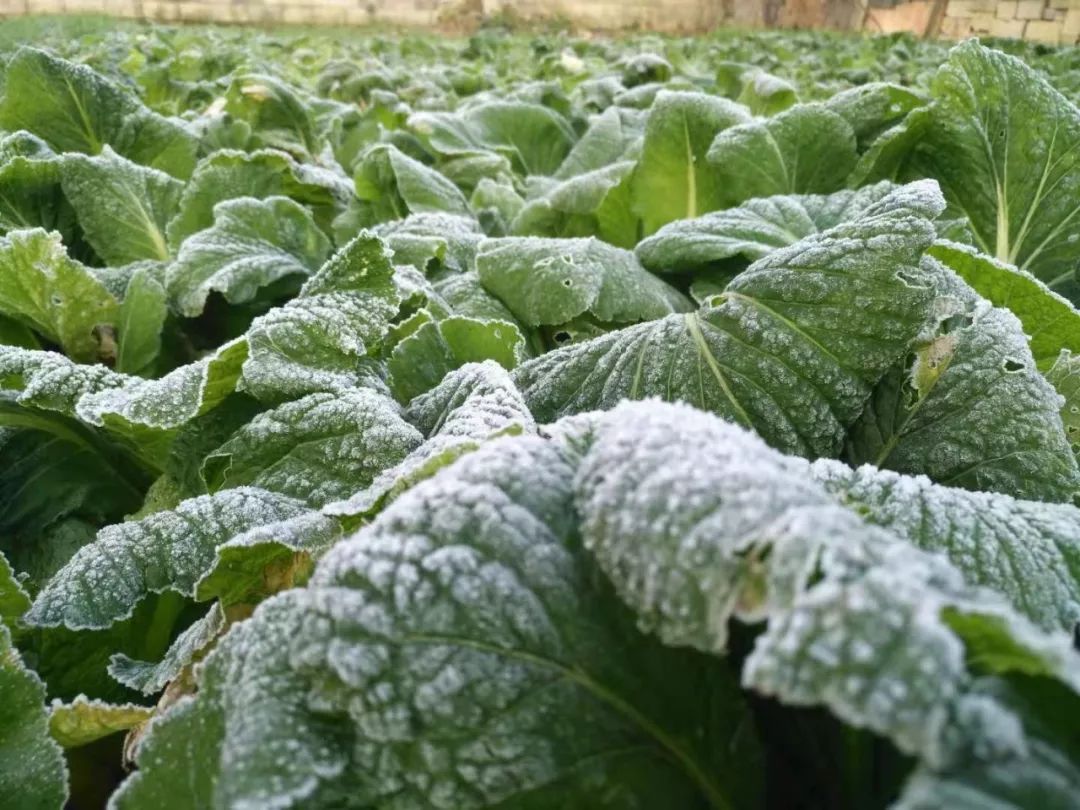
[924,0,949,37]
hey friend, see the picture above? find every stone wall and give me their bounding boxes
[0,0,464,27]
[940,0,1080,43]
[0,0,1076,43]
[0,0,863,32]
[0,0,729,30]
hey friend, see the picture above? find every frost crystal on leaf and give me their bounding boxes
[6,30,1080,810]
[27,487,309,629]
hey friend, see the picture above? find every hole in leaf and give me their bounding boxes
[938,313,973,334]
[562,278,573,287]
[553,331,571,344]
[1003,359,1024,372]
[894,269,922,287]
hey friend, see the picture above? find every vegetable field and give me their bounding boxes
[1,20,1080,810]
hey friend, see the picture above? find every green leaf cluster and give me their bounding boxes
[0,26,1077,810]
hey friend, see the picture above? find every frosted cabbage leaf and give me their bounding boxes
[202,388,422,506]
[636,181,897,274]
[167,196,331,318]
[0,624,67,810]
[26,487,309,630]
[915,40,1080,299]
[517,181,943,458]
[476,236,692,328]
[114,436,762,810]
[629,90,750,234]
[240,233,400,402]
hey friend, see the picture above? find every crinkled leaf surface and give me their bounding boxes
[706,103,858,206]
[16,30,1080,810]
[0,624,68,810]
[915,40,1080,297]
[575,400,881,652]
[386,315,525,402]
[892,675,1080,810]
[375,212,483,275]
[517,181,943,458]
[636,181,896,274]
[114,436,762,810]
[476,236,692,328]
[0,345,125,414]
[744,563,1080,798]
[202,388,421,506]
[326,361,535,519]
[154,393,262,501]
[812,460,1080,633]
[193,511,343,606]
[115,397,1080,810]
[929,240,1080,368]
[389,264,452,324]
[60,147,181,265]
[0,229,119,361]
[26,486,308,630]
[167,195,331,317]
[0,47,197,179]
[432,270,524,327]
[166,149,351,249]
[845,294,1079,502]
[240,233,400,402]
[577,401,1080,808]
[77,338,249,464]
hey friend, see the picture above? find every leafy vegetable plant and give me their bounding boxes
[0,21,1077,810]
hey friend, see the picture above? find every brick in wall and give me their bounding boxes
[1026,17,1064,37]
[941,14,973,34]
[1016,0,1047,18]
[991,15,1027,33]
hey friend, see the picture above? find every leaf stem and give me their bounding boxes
[141,590,186,662]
